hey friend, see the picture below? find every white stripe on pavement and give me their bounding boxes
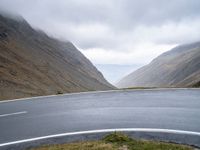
[0,111,27,118]
[0,88,199,104]
[0,128,200,147]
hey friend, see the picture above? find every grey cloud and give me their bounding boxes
[2,0,200,26]
[0,0,200,50]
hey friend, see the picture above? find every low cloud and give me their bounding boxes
[0,0,200,65]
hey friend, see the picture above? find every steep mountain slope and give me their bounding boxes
[117,41,200,88]
[0,14,114,100]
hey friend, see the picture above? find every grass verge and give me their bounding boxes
[30,132,194,150]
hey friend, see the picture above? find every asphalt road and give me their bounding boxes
[0,89,200,148]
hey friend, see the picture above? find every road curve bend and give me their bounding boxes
[0,89,200,149]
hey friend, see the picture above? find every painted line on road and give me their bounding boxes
[0,111,27,118]
[0,89,123,103]
[0,88,199,104]
[0,128,200,147]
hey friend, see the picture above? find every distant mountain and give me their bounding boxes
[117,41,200,88]
[0,14,114,100]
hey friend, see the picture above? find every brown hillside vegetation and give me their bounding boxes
[0,14,114,100]
[117,41,200,88]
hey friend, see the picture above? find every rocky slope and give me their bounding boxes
[0,14,114,100]
[117,41,200,88]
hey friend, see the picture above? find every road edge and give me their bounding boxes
[1,128,200,149]
[0,88,199,103]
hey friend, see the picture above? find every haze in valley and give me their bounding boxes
[1,0,200,83]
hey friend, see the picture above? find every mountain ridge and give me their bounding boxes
[117,41,200,88]
[0,13,114,100]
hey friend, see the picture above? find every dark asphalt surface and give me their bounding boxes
[0,89,200,148]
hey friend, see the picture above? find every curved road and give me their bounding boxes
[0,89,200,149]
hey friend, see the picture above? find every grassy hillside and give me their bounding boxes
[30,132,193,150]
[0,14,114,100]
[117,42,200,88]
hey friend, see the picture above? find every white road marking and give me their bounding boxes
[0,111,27,118]
[0,128,200,147]
[0,88,199,103]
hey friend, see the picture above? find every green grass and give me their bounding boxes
[30,141,116,150]
[30,132,194,150]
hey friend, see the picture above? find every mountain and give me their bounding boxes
[117,41,200,88]
[0,13,114,100]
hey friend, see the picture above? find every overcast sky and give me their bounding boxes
[1,0,200,66]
